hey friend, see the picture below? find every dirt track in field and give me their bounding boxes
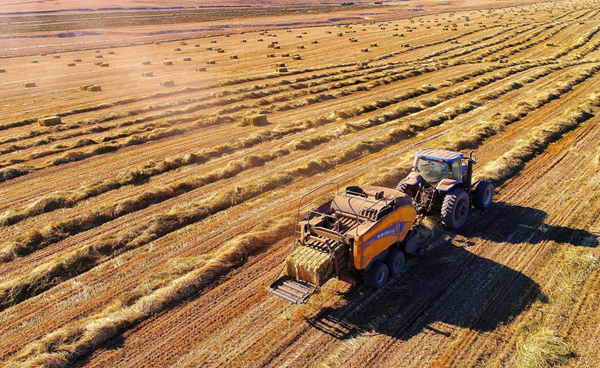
[1,1,599,367]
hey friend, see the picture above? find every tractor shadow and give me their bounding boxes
[307,202,597,341]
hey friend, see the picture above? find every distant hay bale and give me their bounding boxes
[95,50,101,53]
[258,39,263,41]
[100,63,109,67]
[338,33,343,36]
[31,60,38,63]
[0,69,5,73]
[311,40,318,44]
[108,51,115,54]
[282,53,290,57]
[196,67,206,72]
[273,45,280,49]
[88,85,102,92]
[370,43,378,47]
[357,61,368,66]
[164,61,173,65]
[67,63,76,66]
[326,31,332,34]
[73,58,82,62]
[95,55,103,58]
[38,116,61,126]
[23,82,36,88]
[230,55,238,59]
[40,53,47,56]
[277,67,288,72]
[297,45,305,49]
[297,35,303,38]
[276,62,286,67]
[94,61,104,65]
[160,80,175,87]
[240,114,268,126]
[267,54,275,57]
[211,40,217,43]
[183,57,192,61]
[302,31,307,34]
[174,48,181,51]
[142,72,154,77]
[206,47,213,50]
[242,40,247,42]
[142,61,151,65]
[194,44,200,47]
[293,55,301,60]
[80,84,94,90]
[53,55,60,58]
[218,49,225,53]
[361,48,369,52]
[207,60,216,64]
[179,41,187,45]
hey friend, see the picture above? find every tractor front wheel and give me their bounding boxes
[473,180,494,210]
[441,188,469,230]
[364,261,388,289]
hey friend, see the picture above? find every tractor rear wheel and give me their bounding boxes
[385,248,405,276]
[441,188,469,229]
[473,181,494,210]
[364,261,388,289]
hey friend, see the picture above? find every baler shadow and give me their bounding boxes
[307,239,544,341]
[460,201,598,248]
[305,201,598,341]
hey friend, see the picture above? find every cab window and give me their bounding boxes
[452,161,462,180]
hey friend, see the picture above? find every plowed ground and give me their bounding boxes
[1,1,599,367]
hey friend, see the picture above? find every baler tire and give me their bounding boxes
[473,180,494,210]
[441,187,469,230]
[385,248,405,276]
[364,261,388,289]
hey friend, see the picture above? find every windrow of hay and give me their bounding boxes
[6,214,295,368]
[0,61,517,224]
[550,25,600,60]
[283,246,333,285]
[478,86,600,184]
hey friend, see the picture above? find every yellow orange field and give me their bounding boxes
[1,1,599,367]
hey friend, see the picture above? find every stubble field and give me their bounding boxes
[1,1,599,367]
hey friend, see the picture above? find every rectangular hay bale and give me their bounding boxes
[161,80,175,87]
[23,82,36,87]
[283,246,333,285]
[39,116,61,126]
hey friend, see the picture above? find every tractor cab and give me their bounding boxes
[404,149,472,193]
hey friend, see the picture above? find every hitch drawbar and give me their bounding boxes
[269,278,316,304]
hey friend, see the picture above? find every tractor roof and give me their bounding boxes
[416,149,463,162]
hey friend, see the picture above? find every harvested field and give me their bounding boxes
[1,0,600,367]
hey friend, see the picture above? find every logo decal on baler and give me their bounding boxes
[364,222,406,246]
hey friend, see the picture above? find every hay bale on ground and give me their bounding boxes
[142,61,151,65]
[142,72,154,77]
[179,42,187,45]
[53,55,61,59]
[73,58,82,62]
[31,60,38,64]
[174,48,181,51]
[100,63,109,67]
[194,44,200,47]
[217,50,225,53]
[23,82,36,88]
[293,55,301,60]
[88,85,102,92]
[298,45,305,49]
[211,40,217,43]
[196,67,206,72]
[312,40,318,44]
[206,47,213,50]
[276,62,286,67]
[282,53,290,57]
[80,84,94,90]
[164,61,173,65]
[207,60,216,64]
[361,48,369,52]
[67,63,76,66]
[95,55,103,58]
[161,80,175,87]
[0,69,5,73]
[239,114,268,126]
[183,57,192,61]
[267,54,275,58]
[230,55,238,59]
[95,61,104,65]
[39,116,61,126]
[40,53,47,56]
[273,45,281,49]
[277,67,288,72]
[108,51,115,54]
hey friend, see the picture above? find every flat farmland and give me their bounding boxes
[1,1,600,367]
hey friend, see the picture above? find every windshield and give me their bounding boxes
[417,159,450,182]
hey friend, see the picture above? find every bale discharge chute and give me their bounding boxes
[270,183,419,304]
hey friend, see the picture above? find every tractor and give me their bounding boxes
[396,149,494,229]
